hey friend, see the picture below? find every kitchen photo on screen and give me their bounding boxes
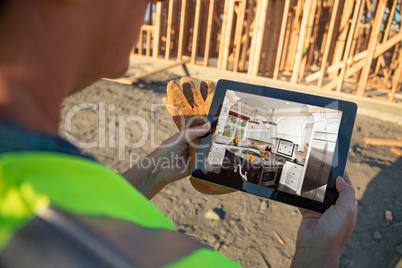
[205,90,342,202]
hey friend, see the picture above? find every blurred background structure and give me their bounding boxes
[131,0,402,103]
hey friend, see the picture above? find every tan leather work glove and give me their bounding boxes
[163,77,234,195]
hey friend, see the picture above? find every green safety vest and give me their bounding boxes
[0,152,241,267]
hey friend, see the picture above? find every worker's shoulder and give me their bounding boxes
[0,152,241,267]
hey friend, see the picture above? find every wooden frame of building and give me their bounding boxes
[130,0,402,104]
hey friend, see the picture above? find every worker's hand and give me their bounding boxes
[152,122,211,184]
[122,122,210,199]
[290,174,357,267]
[163,77,235,195]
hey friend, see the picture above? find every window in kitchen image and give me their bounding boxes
[222,114,248,140]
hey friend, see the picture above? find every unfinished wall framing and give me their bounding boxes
[132,0,402,104]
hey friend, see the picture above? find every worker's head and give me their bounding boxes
[0,0,149,92]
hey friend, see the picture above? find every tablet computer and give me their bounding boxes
[192,79,357,213]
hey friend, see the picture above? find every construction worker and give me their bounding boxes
[0,0,356,267]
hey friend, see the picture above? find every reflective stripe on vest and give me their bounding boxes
[1,207,228,267]
[0,152,241,267]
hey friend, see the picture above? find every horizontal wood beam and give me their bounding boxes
[103,59,190,85]
[364,137,402,147]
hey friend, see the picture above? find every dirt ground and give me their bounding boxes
[59,69,402,268]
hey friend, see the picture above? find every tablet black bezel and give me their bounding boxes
[191,79,357,213]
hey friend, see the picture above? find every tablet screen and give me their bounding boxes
[205,89,341,202]
[192,80,357,213]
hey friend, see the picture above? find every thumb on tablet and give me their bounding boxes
[182,122,211,144]
[335,175,357,214]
